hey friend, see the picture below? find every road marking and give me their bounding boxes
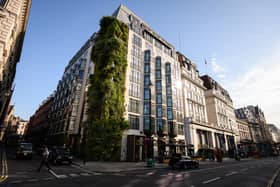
[240,168,248,172]
[266,167,280,187]
[27,179,39,182]
[0,149,8,183]
[80,173,91,176]
[202,177,221,184]
[113,173,126,176]
[146,171,155,175]
[69,173,79,177]
[71,164,97,175]
[48,169,60,178]
[43,177,54,180]
[225,171,238,176]
[187,166,224,173]
[57,174,68,179]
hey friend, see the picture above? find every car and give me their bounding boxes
[193,148,215,161]
[14,142,33,159]
[168,154,199,169]
[49,146,73,165]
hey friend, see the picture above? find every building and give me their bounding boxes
[235,106,272,156]
[16,118,27,135]
[177,52,209,155]
[112,5,186,161]
[26,95,53,147]
[268,124,280,143]
[0,0,31,133]
[48,33,95,151]
[200,75,237,156]
[236,119,252,156]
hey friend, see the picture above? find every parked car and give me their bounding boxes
[14,142,33,159]
[169,154,199,169]
[49,146,73,165]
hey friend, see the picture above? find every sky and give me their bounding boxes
[12,0,280,128]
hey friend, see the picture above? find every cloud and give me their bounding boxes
[227,49,280,128]
[210,56,227,79]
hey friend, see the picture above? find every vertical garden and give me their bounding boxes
[86,16,129,161]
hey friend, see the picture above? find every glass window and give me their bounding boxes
[167,96,172,107]
[143,102,150,115]
[144,63,150,73]
[128,99,140,113]
[129,115,140,130]
[156,93,162,104]
[155,57,161,69]
[144,75,150,86]
[144,116,150,130]
[133,34,142,47]
[166,85,172,95]
[166,63,171,74]
[167,108,173,120]
[156,80,162,91]
[156,70,161,79]
[157,119,163,131]
[144,88,151,100]
[157,106,163,118]
[144,50,151,62]
[166,75,171,85]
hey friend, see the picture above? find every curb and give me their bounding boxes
[71,161,169,173]
[267,167,280,187]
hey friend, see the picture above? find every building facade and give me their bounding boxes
[48,33,95,151]
[235,106,272,156]
[113,5,185,161]
[26,95,53,147]
[268,124,280,143]
[200,75,237,156]
[177,52,209,155]
[0,0,31,131]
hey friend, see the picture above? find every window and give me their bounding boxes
[167,96,172,107]
[156,93,162,104]
[143,102,150,115]
[143,31,153,43]
[167,108,173,120]
[157,119,163,131]
[144,50,151,62]
[156,70,161,79]
[157,106,163,118]
[166,75,171,85]
[129,115,140,130]
[166,85,172,95]
[155,39,162,50]
[144,75,150,86]
[144,64,150,74]
[156,80,162,91]
[166,63,171,74]
[131,57,141,71]
[128,99,140,113]
[144,116,150,130]
[144,88,151,100]
[133,34,142,47]
[178,125,184,135]
[129,83,140,98]
[155,57,161,69]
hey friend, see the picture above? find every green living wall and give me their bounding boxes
[86,16,129,161]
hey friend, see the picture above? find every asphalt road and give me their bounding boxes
[1,152,280,187]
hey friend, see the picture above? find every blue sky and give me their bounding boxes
[12,0,280,127]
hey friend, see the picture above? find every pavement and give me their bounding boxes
[71,157,254,173]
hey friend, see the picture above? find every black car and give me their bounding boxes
[49,146,73,165]
[14,142,33,159]
[169,154,199,169]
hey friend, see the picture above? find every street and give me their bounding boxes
[1,150,280,187]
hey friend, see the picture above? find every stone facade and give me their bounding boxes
[0,0,31,128]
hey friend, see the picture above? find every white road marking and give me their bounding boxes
[202,177,221,184]
[80,173,91,176]
[113,173,126,176]
[71,164,97,175]
[69,173,79,177]
[43,177,54,180]
[146,171,155,175]
[225,171,238,176]
[48,169,60,178]
[240,168,248,172]
[57,174,68,179]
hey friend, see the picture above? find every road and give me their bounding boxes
[1,150,280,187]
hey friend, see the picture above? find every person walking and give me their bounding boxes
[37,145,51,172]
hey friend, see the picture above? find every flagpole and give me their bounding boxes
[205,59,208,75]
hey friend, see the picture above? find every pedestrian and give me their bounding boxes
[37,145,51,172]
